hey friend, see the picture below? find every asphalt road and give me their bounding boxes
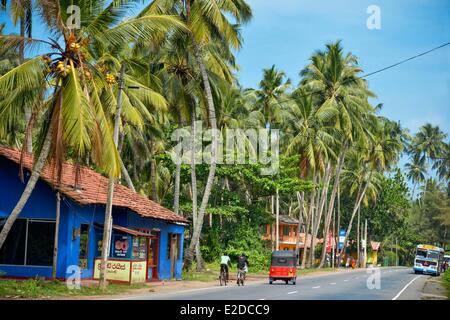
[118,267,431,300]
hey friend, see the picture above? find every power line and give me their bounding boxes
[200,41,450,120]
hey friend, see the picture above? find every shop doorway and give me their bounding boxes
[147,237,159,280]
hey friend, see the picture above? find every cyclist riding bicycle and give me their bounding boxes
[220,252,231,280]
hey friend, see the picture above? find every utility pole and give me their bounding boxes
[52,192,61,279]
[100,63,126,289]
[332,206,335,268]
[276,188,279,251]
[357,207,360,267]
[271,195,275,250]
[364,219,367,268]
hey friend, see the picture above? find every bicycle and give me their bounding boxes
[219,266,228,286]
[236,269,245,286]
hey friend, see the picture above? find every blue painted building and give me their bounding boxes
[0,146,187,282]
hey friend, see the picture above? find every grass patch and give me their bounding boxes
[0,278,147,299]
[442,269,450,299]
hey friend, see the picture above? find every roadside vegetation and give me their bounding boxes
[0,0,448,292]
[0,278,146,299]
[443,269,450,299]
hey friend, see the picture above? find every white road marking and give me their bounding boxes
[392,275,421,300]
[287,291,298,295]
[329,282,336,285]
[312,286,321,289]
[344,279,349,282]
[259,298,265,300]
[355,277,359,279]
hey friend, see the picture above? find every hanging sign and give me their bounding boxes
[338,229,346,250]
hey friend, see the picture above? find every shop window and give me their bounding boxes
[0,219,55,266]
[79,224,89,269]
[0,219,26,265]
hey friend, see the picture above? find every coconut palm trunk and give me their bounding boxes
[339,173,372,258]
[183,36,218,270]
[120,157,135,192]
[318,147,347,268]
[173,118,182,214]
[99,63,125,289]
[0,116,54,250]
[295,191,305,261]
[301,201,311,269]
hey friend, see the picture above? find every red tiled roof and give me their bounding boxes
[0,145,187,224]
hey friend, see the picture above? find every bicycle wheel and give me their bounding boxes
[219,273,224,286]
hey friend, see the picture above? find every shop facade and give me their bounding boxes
[0,146,187,282]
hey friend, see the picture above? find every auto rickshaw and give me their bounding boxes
[269,250,297,285]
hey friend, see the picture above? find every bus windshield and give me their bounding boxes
[427,251,440,260]
[416,249,427,258]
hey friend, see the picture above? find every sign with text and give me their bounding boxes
[112,235,131,259]
[131,260,147,283]
[326,232,333,253]
[338,229,346,250]
[93,259,131,282]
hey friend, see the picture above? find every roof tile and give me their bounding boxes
[0,145,187,224]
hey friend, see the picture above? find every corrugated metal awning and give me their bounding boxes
[112,225,153,237]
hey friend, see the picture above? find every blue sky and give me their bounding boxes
[235,0,450,137]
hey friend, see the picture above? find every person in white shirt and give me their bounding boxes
[220,253,231,280]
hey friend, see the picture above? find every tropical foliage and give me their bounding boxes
[0,0,448,283]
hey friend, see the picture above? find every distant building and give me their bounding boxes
[261,215,319,262]
[0,146,188,283]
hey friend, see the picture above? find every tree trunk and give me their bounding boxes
[276,188,279,250]
[52,192,61,279]
[173,118,182,214]
[336,184,341,268]
[0,118,54,250]
[318,146,347,268]
[364,219,367,268]
[99,63,125,289]
[120,157,135,192]
[301,201,311,269]
[339,174,371,258]
[184,36,218,271]
[150,157,158,202]
[295,191,305,261]
[271,195,274,250]
[308,172,318,267]
[357,206,360,267]
[19,17,32,154]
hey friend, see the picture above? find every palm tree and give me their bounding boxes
[339,117,404,259]
[254,65,291,129]
[405,155,428,197]
[432,142,450,188]
[0,0,183,255]
[1,0,33,152]
[300,41,374,268]
[142,0,252,270]
[411,123,447,162]
[282,86,336,267]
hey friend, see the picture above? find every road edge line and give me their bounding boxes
[392,275,421,300]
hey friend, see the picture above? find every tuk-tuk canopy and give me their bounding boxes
[271,250,297,257]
